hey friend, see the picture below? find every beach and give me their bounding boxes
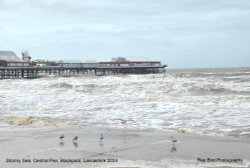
[0,125,249,168]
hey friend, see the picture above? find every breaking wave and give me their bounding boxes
[0,67,250,139]
[3,116,78,126]
[189,86,250,95]
[49,82,74,89]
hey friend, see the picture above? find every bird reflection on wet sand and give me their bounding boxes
[73,142,78,148]
[171,144,177,153]
[99,140,103,147]
[59,141,64,147]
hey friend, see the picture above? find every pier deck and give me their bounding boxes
[0,65,166,79]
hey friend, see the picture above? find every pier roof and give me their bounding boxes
[0,51,24,62]
[57,60,97,64]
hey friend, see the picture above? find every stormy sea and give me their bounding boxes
[0,67,249,139]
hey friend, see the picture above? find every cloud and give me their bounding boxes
[0,0,250,67]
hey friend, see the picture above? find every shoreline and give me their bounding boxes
[0,125,249,168]
[1,115,249,141]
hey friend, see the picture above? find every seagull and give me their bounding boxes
[170,136,177,143]
[117,118,127,124]
[121,120,127,124]
[59,134,64,140]
[100,134,104,141]
[72,136,78,142]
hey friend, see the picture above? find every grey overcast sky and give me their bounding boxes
[0,0,249,68]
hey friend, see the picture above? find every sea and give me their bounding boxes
[0,67,250,139]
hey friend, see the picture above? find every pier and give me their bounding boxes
[0,65,166,79]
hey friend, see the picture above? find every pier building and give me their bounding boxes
[57,60,98,68]
[0,51,30,67]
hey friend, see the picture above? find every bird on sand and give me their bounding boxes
[72,136,78,142]
[100,134,104,141]
[170,136,177,143]
[59,134,64,140]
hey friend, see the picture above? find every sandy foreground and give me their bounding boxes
[0,125,249,168]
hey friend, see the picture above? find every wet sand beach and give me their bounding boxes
[0,125,249,168]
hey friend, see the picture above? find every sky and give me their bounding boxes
[0,0,249,68]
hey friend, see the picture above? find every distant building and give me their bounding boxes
[0,51,30,67]
[33,60,58,67]
[99,61,162,67]
[99,57,161,67]
[111,57,129,62]
[99,57,162,67]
